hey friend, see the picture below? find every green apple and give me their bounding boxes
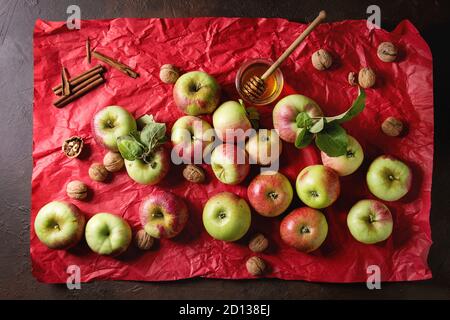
[321,135,364,176]
[210,144,250,185]
[273,94,323,143]
[213,100,252,142]
[124,147,169,185]
[173,71,221,115]
[347,199,393,244]
[296,165,340,209]
[245,130,282,166]
[92,105,137,151]
[202,192,251,241]
[366,155,412,201]
[34,201,85,250]
[85,213,132,256]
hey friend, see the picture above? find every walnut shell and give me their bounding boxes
[246,256,266,276]
[358,67,376,88]
[88,163,108,182]
[348,72,357,86]
[103,151,124,172]
[62,136,84,158]
[134,229,154,250]
[66,180,88,200]
[159,64,180,84]
[382,117,404,137]
[311,49,333,70]
[249,233,269,253]
[377,42,398,62]
[183,164,205,183]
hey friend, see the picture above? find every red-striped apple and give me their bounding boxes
[210,144,250,185]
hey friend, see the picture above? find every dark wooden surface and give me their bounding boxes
[0,0,449,299]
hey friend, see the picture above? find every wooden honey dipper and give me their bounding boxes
[242,10,327,100]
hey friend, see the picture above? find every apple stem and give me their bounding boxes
[300,226,310,234]
[268,192,278,200]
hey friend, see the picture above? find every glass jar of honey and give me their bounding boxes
[235,58,284,106]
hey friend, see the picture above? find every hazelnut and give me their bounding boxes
[103,151,124,172]
[249,233,269,253]
[134,229,154,250]
[183,164,205,183]
[377,42,398,62]
[348,72,357,86]
[311,49,333,70]
[66,180,88,200]
[246,256,266,276]
[159,64,180,84]
[358,67,376,88]
[382,117,404,137]
[88,163,108,182]
[62,136,84,158]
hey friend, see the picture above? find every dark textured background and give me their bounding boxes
[0,0,449,299]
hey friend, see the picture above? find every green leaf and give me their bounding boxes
[315,123,349,156]
[324,88,366,124]
[117,135,145,161]
[296,112,313,129]
[295,128,314,149]
[246,106,260,129]
[136,114,154,130]
[140,120,167,150]
[309,118,325,133]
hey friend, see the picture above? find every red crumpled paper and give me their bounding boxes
[32,17,433,283]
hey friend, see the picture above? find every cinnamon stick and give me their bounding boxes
[61,67,71,96]
[53,74,105,108]
[86,38,91,64]
[92,50,139,78]
[53,64,104,94]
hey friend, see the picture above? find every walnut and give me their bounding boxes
[246,256,266,276]
[249,233,269,253]
[382,117,404,137]
[348,72,357,86]
[88,163,108,182]
[358,67,376,88]
[103,151,124,172]
[159,64,180,84]
[134,229,154,250]
[377,42,398,62]
[66,180,88,200]
[311,49,333,70]
[62,136,84,158]
[183,164,205,183]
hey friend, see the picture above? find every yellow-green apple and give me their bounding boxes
[296,165,340,209]
[213,100,253,142]
[247,172,293,217]
[280,207,328,252]
[85,213,132,256]
[366,155,412,201]
[321,135,364,176]
[173,71,221,116]
[210,143,250,185]
[34,201,85,250]
[92,106,137,151]
[347,199,393,244]
[245,130,282,166]
[124,147,169,185]
[171,115,214,164]
[202,192,251,241]
[273,94,323,143]
[139,190,189,239]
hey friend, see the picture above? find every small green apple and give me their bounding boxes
[366,155,412,201]
[213,100,252,142]
[321,135,364,176]
[124,147,169,185]
[202,192,251,241]
[85,213,132,256]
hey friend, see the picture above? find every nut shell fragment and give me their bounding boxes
[62,136,84,158]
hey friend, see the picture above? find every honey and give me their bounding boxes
[236,59,284,106]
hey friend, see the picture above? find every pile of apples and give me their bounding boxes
[34,69,412,258]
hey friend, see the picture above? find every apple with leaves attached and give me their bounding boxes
[171,115,214,164]
[117,116,170,185]
[321,135,364,176]
[173,71,221,116]
[92,105,137,151]
[213,100,259,142]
